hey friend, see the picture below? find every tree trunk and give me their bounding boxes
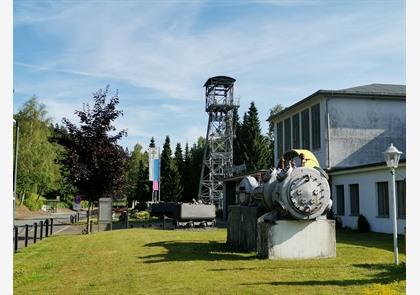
[20,193,25,206]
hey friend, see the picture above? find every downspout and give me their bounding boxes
[326,92,333,170]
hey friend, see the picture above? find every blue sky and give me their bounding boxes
[13,0,405,151]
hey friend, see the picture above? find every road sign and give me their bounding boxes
[75,195,81,204]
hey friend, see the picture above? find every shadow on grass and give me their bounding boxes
[336,229,406,254]
[139,240,256,263]
[241,262,405,287]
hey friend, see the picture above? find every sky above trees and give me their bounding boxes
[13,0,405,150]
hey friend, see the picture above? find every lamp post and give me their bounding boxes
[383,143,402,265]
[13,119,19,223]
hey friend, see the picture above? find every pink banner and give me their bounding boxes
[153,180,159,191]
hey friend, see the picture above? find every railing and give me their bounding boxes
[14,218,54,253]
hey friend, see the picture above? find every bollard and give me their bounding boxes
[45,219,49,237]
[90,220,93,233]
[125,212,129,229]
[24,224,29,247]
[33,222,37,244]
[40,220,43,240]
[77,212,80,222]
[70,215,73,224]
[14,226,18,252]
[50,218,53,235]
[163,215,166,230]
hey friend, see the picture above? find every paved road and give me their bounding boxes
[13,211,88,250]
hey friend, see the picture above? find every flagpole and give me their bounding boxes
[158,148,161,202]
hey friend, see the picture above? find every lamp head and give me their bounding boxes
[383,143,402,169]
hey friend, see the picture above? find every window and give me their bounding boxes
[284,118,291,151]
[276,121,283,159]
[311,104,321,149]
[396,180,406,218]
[377,182,389,217]
[349,184,359,216]
[292,113,300,148]
[301,109,310,149]
[336,185,345,215]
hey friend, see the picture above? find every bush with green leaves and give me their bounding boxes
[80,200,90,208]
[357,214,371,232]
[23,193,46,211]
[131,211,150,220]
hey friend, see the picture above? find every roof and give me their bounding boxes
[333,84,405,96]
[203,76,236,87]
[267,83,406,122]
[327,159,406,175]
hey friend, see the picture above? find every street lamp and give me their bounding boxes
[383,143,402,265]
[13,119,19,223]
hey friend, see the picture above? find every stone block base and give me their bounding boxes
[257,218,336,259]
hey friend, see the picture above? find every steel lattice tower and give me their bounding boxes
[198,76,238,209]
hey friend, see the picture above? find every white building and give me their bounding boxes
[268,84,406,234]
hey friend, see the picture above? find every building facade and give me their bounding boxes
[268,84,406,234]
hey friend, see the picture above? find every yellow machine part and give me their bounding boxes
[282,149,320,168]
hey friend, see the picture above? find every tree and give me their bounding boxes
[160,136,183,202]
[14,97,62,203]
[174,143,183,172]
[126,144,148,205]
[149,137,156,148]
[53,86,129,230]
[267,104,284,166]
[241,102,271,171]
[232,107,244,165]
[190,136,206,199]
[182,142,194,202]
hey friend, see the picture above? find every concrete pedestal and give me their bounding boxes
[257,218,336,259]
[227,205,265,251]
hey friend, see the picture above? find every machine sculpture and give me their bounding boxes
[237,149,332,221]
[227,149,336,259]
[150,201,216,228]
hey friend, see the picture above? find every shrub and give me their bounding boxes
[81,200,90,208]
[24,193,46,211]
[335,217,343,229]
[57,202,69,209]
[134,202,148,211]
[357,214,370,232]
[131,211,150,220]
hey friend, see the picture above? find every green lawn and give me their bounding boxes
[14,228,405,295]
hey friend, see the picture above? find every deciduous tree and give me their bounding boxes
[53,86,129,230]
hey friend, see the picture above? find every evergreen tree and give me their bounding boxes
[241,102,271,171]
[267,104,284,166]
[232,107,244,165]
[160,136,183,202]
[149,137,156,148]
[190,136,206,199]
[182,142,194,202]
[174,142,184,173]
[135,156,150,202]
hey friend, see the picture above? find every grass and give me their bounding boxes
[14,228,405,295]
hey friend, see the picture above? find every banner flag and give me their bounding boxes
[153,181,159,191]
[148,147,160,181]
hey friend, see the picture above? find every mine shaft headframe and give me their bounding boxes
[204,76,238,113]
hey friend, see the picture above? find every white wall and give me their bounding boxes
[328,97,406,168]
[330,165,406,234]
